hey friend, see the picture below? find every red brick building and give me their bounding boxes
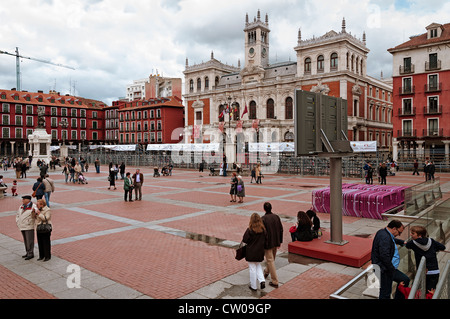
[113,96,184,146]
[0,89,106,155]
[388,22,450,162]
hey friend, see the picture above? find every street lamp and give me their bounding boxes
[59,118,69,158]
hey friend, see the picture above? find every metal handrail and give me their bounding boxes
[408,256,427,299]
[433,260,450,299]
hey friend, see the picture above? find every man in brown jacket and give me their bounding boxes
[132,169,144,201]
[261,202,283,288]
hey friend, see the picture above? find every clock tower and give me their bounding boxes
[244,10,270,68]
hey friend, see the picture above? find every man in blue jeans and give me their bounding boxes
[371,220,410,299]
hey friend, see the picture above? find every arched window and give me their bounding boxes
[196,78,201,91]
[266,98,275,119]
[304,57,311,73]
[249,101,257,119]
[189,79,194,93]
[218,104,225,122]
[284,131,294,142]
[204,77,209,90]
[215,76,219,88]
[285,97,293,119]
[330,53,338,70]
[317,55,324,72]
[232,102,240,121]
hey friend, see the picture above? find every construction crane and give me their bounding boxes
[0,47,75,91]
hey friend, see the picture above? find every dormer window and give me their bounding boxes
[426,23,443,39]
[430,29,438,38]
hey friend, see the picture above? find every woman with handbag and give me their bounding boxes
[34,198,52,261]
[242,213,267,291]
[31,178,46,199]
[237,176,245,203]
[229,172,238,202]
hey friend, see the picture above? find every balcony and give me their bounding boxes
[423,128,443,137]
[424,83,442,93]
[398,107,416,117]
[423,105,442,115]
[399,86,415,95]
[399,64,415,74]
[397,129,416,138]
[425,60,441,71]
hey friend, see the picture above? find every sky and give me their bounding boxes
[0,0,449,105]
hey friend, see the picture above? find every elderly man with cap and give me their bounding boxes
[16,195,38,260]
[132,168,144,201]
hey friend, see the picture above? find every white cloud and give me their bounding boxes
[0,0,448,105]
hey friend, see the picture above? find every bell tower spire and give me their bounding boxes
[244,10,270,68]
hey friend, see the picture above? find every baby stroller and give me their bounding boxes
[78,173,88,184]
[209,166,218,176]
[153,167,160,177]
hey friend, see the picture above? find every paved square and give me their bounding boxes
[0,165,449,300]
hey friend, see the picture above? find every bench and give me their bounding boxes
[0,186,7,199]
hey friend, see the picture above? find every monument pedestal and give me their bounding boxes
[28,128,52,172]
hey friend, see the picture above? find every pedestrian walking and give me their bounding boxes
[132,169,144,200]
[379,163,387,185]
[95,158,100,173]
[62,163,70,183]
[229,172,238,202]
[123,172,134,202]
[42,174,55,208]
[412,160,420,176]
[16,195,37,260]
[242,213,267,291]
[34,198,52,261]
[405,225,445,292]
[250,166,256,183]
[108,163,116,190]
[428,161,435,181]
[261,202,283,288]
[119,162,126,180]
[256,164,262,184]
[371,220,409,299]
[237,175,245,203]
[32,178,46,200]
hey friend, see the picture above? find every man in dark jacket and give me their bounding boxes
[261,202,283,288]
[371,220,409,299]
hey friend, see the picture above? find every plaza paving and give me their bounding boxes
[1,164,449,300]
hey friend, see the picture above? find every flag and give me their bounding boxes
[241,104,248,118]
[219,111,224,118]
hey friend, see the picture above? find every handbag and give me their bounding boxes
[36,215,52,234]
[235,242,246,260]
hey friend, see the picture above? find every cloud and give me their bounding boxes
[0,0,448,105]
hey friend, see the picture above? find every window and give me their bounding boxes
[157,132,162,142]
[15,115,22,126]
[51,130,57,139]
[15,104,22,114]
[51,118,57,127]
[430,28,438,38]
[92,121,98,129]
[61,108,67,116]
[428,74,438,91]
[403,99,412,115]
[428,119,438,135]
[317,55,324,72]
[428,96,438,113]
[26,116,33,126]
[157,109,161,118]
[2,128,9,138]
[92,132,98,140]
[71,118,77,128]
[196,111,202,124]
[266,99,275,119]
[330,53,338,70]
[304,57,311,73]
[403,120,412,136]
[80,119,86,128]
[71,109,77,117]
[2,103,9,113]
[197,78,201,91]
[189,79,194,92]
[80,110,86,117]
[2,114,9,125]
[26,105,33,115]
[92,111,98,119]
[249,101,257,120]
[403,57,412,73]
[157,120,162,130]
[204,77,209,90]
[71,130,77,139]
[285,97,293,119]
[402,77,412,94]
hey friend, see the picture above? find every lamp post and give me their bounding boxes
[59,118,69,158]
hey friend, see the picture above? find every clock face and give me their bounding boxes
[248,47,255,57]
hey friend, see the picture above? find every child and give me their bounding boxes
[11,180,18,196]
[405,226,446,292]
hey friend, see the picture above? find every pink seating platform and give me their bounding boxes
[312,183,409,219]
